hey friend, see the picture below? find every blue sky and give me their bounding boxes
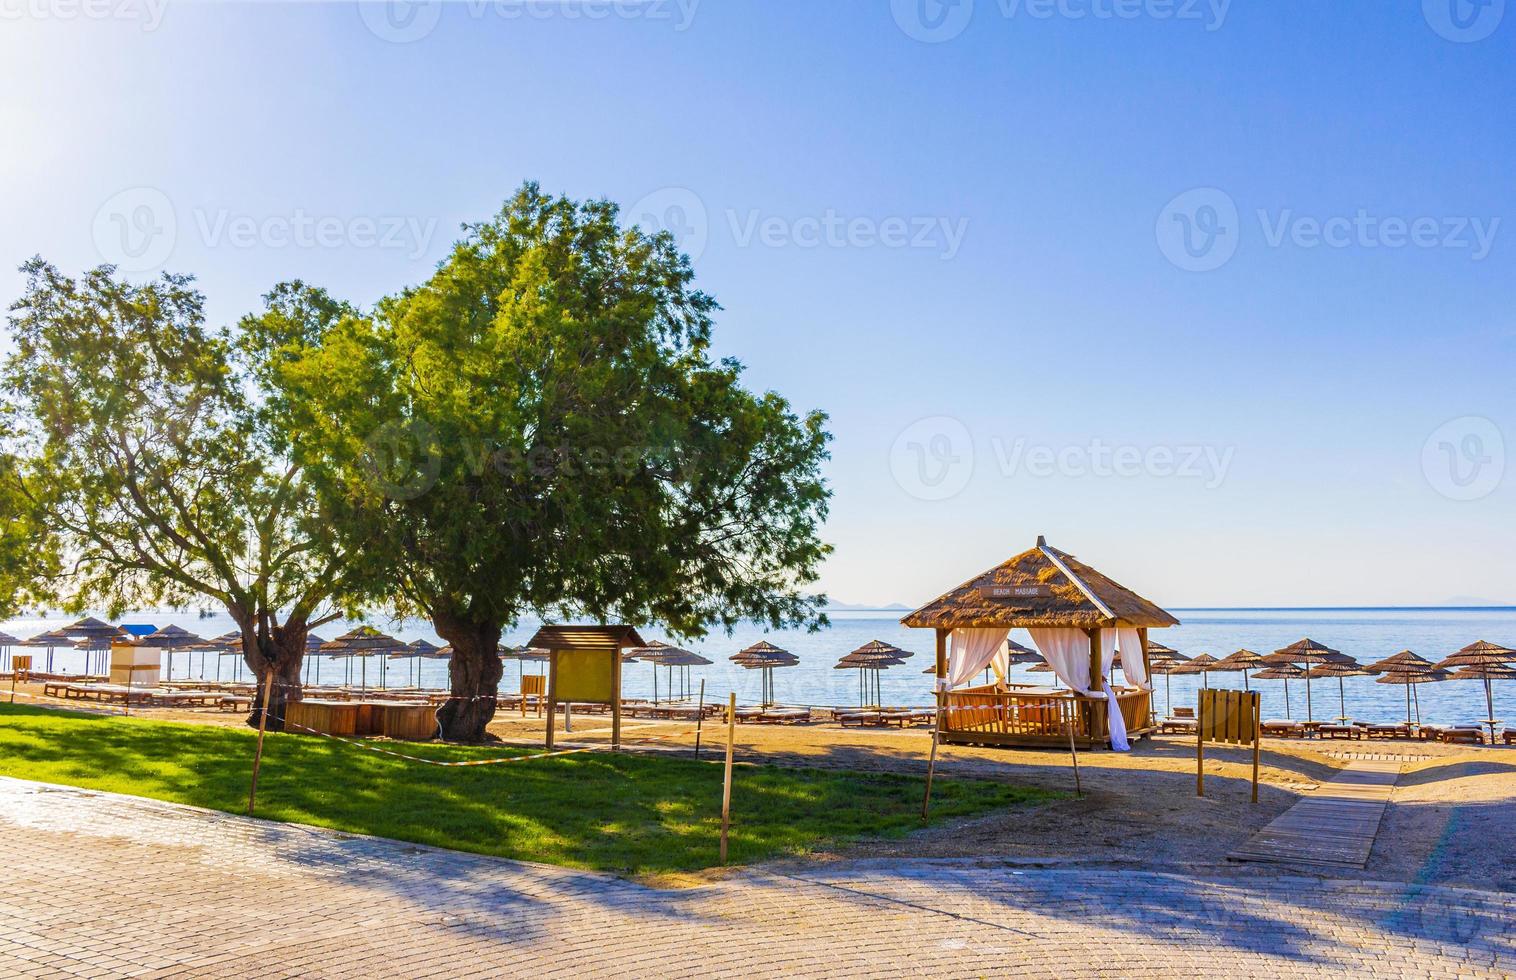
[1,1,1513,608]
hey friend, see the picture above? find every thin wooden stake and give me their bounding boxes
[1196,693,1205,798]
[1065,700,1083,798]
[694,678,706,759]
[720,692,736,865]
[247,668,274,816]
[1251,694,1261,804]
[921,689,942,819]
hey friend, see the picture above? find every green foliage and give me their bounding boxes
[1,259,347,668]
[0,703,1052,873]
[264,183,833,640]
[0,432,55,618]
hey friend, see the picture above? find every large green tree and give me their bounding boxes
[268,183,832,741]
[0,425,54,619]
[1,259,354,727]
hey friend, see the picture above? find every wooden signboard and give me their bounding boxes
[1197,688,1261,803]
[11,654,31,675]
[534,625,645,752]
[977,581,1051,601]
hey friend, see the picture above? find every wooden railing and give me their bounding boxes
[941,685,1153,745]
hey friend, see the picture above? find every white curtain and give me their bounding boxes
[947,628,1009,690]
[1027,628,1094,695]
[990,643,1009,685]
[1117,627,1150,690]
[1029,627,1132,753]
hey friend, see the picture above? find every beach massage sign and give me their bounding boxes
[977,580,1052,601]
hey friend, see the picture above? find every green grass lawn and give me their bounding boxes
[0,703,1053,874]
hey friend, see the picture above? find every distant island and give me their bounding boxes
[824,600,911,612]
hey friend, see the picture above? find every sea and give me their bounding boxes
[3,607,1513,727]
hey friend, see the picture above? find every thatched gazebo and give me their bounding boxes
[902,536,1178,749]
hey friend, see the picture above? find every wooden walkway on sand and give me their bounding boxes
[1228,760,1400,870]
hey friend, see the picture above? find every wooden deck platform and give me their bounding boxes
[1228,760,1400,870]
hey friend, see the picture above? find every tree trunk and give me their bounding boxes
[239,616,309,733]
[433,611,503,743]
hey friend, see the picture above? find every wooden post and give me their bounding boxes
[921,687,943,818]
[1196,691,1205,797]
[247,669,274,816]
[720,692,736,865]
[7,667,16,705]
[1085,627,1102,692]
[694,678,706,759]
[934,628,948,683]
[123,649,134,718]
[1065,699,1083,798]
[611,644,623,752]
[545,652,558,751]
[1251,693,1261,804]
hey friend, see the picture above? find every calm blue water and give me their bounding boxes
[4,608,1513,726]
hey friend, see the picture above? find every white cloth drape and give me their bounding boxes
[1117,627,1150,690]
[947,628,1009,690]
[1027,628,1094,694]
[1029,627,1132,752]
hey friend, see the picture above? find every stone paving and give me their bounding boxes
[0,776,1512,979]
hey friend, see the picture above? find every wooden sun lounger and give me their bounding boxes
[1160,716,1198,734]
[1364,724,1412,740]
[1261,720,1307,738]
[1503,730,1515,746]
[1440,727,1485,745]
[836,710,883,727]
[757,707,810,724]
[1316,723,1364,740]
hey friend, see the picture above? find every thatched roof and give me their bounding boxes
[1368,650,1432,671]
[1375,668,1449,686]
[900,537,1179,630]
[321,626,406,653]
[61,617,123,638]
[1170,653,1220,675]
[138,625,205,649]
[731,640,798,668]
[836,652,904,670]
[1446,663,1516,681]
[392,639,445,659]
[1145,640,1179,657]
[849,639,913,659]
[1265,638,1346,665]
[1435,640,1514,670]
[1306,660,1368,678]
[0,632,22,646]
[1213,649,1266,671]
[1252,665,1305,680]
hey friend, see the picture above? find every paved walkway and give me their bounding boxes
[0,777,1512,979]
[1230,760,1400,869]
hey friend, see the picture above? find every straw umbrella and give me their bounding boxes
[301,634,330,686]
[731,640,798,708]
[837,640,911,707]
[1146,648,1190,716]
[393,639,444,688]
[320,627,407,696]
[1374,663,1449,726]
[627,640,680,703]
[1265,638,1346,723]
[0,632,20,672]
[1170,652,1220,689]
[18,629,72,674]
[1253,664,1305,719]
[1433,641,1515,744]
[137,625,204,682]
[657,648,713,701]
[1212,649,1266,691]
[1306,657,1370,723]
